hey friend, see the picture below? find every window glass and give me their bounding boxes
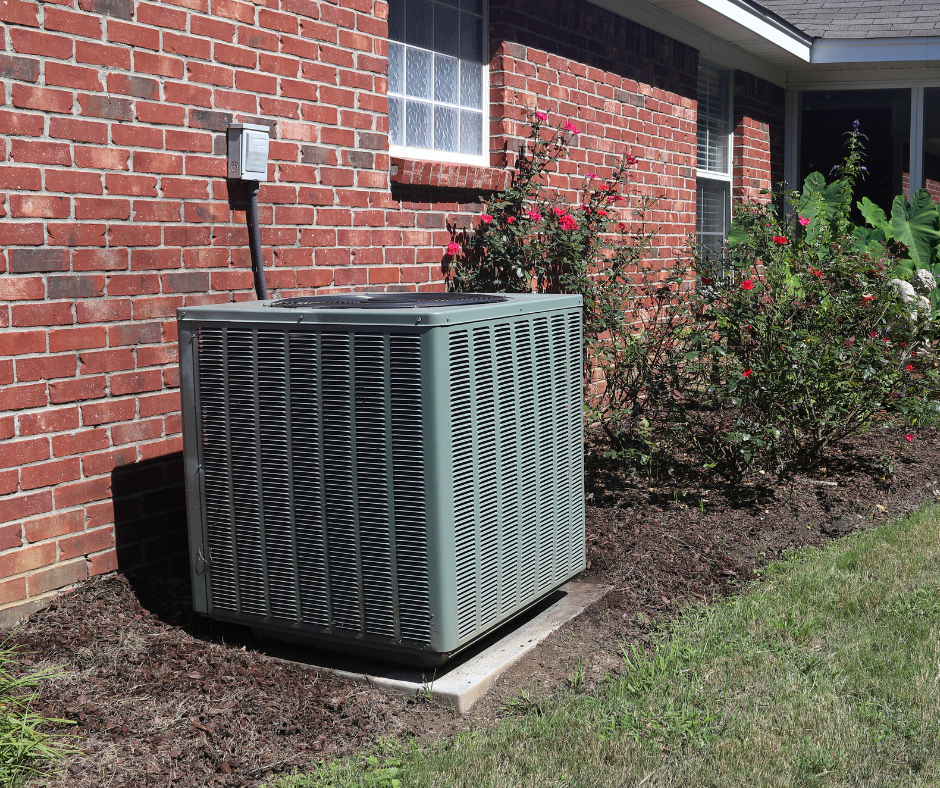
[800,89,911,216]
[696,179,730,260]
[697,62,730,175]
[388,0,486,159]
[922,88,940,202]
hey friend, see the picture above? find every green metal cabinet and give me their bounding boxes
[177,293,585,665]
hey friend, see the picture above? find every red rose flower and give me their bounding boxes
[559,213,579,231]
[743,368,753,378]
[772,236,788,245]
[446,242,461,256]
[740,279,754,290]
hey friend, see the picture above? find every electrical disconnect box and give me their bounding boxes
[227,123,270,181]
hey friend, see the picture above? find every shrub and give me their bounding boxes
[447,112,698,470]
[689,126,940,478]
[448,111,656,337]
[449,118,940,481]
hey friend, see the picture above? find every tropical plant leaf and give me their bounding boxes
[888,189,940,268]
[858,197,890,234]
[797,172,842,244]
[851,225,886,257]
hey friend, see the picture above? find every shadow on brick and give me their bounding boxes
[111,451,188,577]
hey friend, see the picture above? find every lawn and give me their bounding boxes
[276,503,940,788]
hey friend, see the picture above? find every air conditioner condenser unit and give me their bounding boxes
[178,292,585,666]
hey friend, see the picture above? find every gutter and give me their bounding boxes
[811,36,940,65]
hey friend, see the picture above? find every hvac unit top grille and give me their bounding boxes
[178,293,584,666]
[271,293,507,309]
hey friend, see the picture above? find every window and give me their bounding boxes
[696,62,732,267]
[923,88,940,203]
[387,0,487,164]
[799,89,911,218]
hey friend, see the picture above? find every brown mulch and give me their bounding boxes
[11,426,940,787]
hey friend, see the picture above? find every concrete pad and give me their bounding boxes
[312,582,609,713]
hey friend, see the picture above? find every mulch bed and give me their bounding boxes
[11,425,940,787]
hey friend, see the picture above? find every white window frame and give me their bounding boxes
[387,0,490,167]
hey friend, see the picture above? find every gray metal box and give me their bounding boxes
[177,293,585,665]
[226,123,269,181]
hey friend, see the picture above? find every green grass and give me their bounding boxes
[0,642,73,788]
[273,504,940,788]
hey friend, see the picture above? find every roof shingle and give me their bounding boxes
[755,0,940,39]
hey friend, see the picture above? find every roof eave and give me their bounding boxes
[811,36,940,65]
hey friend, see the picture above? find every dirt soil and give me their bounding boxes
[12,426,940,787]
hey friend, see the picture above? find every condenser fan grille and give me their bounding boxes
[271,293,507,309]
[195,327,431,645]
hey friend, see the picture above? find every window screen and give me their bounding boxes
[387,0,486,157]
[696,179,730,257]
[697,62,730,175]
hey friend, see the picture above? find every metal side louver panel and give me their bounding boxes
[450,316,583,641]
[195,327,431,645]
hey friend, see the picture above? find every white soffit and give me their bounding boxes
[589,0,810,85]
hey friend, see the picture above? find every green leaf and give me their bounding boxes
[797,173,842,244]
[891,257,917,279]
[851,225,886,256]
[858,197,890,234]
[727,223,750,248]
[888,190,940,268]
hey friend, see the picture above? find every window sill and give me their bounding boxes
[389,157,510,192]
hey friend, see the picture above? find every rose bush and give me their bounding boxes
[447,112,700,471]
[447,117,940,480]
[689,125,940,478]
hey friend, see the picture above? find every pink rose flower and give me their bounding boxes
[563,121,579,135]
[536,111,547,121]
[481,214,493,224]
[527,210,542,222]
[553,206,566,216]
[506,216,515,223]
[798,216,811,226]
[559,213,578,231]
[446,242,461,256]
[906,434,914,442]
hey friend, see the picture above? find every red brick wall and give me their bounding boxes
[488,0,699,266]
[0,0,784,624]
[732,70,785,200]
